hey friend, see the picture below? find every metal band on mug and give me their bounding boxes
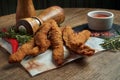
[31,17,42,26]
[32,16,43,25]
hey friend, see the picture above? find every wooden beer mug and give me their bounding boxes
[15,6,65,35]
[16,0,36,22]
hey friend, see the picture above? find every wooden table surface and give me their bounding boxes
[0,8,120,80]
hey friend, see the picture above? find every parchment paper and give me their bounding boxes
[0,37,104,76]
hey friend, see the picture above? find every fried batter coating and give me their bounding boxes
[28,46,40,56]
[9,38,35,63]
[62,26,95,56]
[49,20,64,65]
[9,20,94,64]
[34,20,52,55]
[76,44,95,56]
[29,20,55,56]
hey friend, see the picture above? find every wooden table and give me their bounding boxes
[0,8,120,80]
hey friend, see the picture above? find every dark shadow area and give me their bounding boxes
[0,0,120,16]
[74,57,88,67]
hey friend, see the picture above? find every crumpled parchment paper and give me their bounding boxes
[0,37,104,76]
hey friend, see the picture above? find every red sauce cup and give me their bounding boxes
[87,10,114,31]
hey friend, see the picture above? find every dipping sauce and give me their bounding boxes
[94,14,109,18]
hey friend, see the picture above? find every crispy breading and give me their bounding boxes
[8,20,95,64]
[29,20,57,56]
[77,44,95,56]
[34,22,51,47]
[62,26,95,56]
[49,20,64,65]
[28,46,40,56]
[9,38,35,63]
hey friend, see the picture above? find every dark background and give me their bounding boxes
[0,0,120,16]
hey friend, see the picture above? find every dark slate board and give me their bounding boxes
[73,24,120,38]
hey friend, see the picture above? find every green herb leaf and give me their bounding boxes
[0,26,32,44]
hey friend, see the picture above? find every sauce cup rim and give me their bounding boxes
[87,10,114,19]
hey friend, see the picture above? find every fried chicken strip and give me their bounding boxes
[34,20,52,55]
[62,26,95,56]
[49,20,64,65]
[9,38,35,63]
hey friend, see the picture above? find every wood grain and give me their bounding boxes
[0,8,120,80]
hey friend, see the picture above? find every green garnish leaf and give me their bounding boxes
[0,26,32,44]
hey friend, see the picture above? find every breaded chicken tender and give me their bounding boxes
[34,20,52,55]
[62,26,95,56]
[8,20,95,64]
[49,20,64,65]
[9,38,35,63]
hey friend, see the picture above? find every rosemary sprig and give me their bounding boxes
[100,36,120,50]
[100,28,120,51]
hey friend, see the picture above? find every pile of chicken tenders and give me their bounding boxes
[9,19,95,65]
